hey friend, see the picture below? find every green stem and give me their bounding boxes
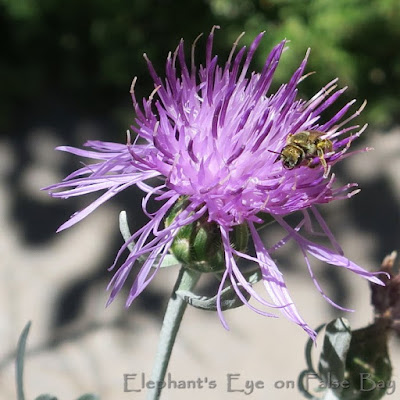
[146,267,201,400]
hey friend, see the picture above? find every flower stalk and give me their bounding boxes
[147,267,201,400]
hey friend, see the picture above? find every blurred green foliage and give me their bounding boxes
[1,0,399,132]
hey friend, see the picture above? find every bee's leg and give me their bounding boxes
[304,155,322,167]
[304,158,316,168]
[305,152,330,177]
[317,149,330,178]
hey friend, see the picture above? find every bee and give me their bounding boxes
[279,130,333,176]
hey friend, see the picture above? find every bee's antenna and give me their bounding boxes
[268,149,282,156]
[268,149,283,164]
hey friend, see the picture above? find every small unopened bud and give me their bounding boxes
[165,197,248,273]
[370,251,400,334]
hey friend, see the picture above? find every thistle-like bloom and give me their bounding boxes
[45,27,384,339]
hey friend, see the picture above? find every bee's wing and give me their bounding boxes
[307,130,325,141]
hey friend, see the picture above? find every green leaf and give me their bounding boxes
[297,323,326,399]
[318,318,352,385]
[178,267,262,311]
[16,321,32,400]
[306,323,326,372]
[119,211,179,268]
[34,395,58,400]
[214,266,262,285]
[176,283,251,311]
[119,211,139,254]
[241,268,262,285]
[159,254,180,268]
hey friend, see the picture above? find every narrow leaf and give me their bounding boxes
[159,254,180,268]
[119,211,179,268]
[119,211,137,254]
[176,284,251,311]
[298,323,329,399]
[16,321,32,400]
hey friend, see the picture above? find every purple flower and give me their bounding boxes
[45,27,385,339]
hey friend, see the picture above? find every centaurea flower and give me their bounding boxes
[45,27,384,339]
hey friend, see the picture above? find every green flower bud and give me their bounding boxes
[165,197,249,273]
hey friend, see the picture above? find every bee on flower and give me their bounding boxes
[44,26,384,339]
[278,130,333,176]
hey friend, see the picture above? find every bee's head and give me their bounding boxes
[280,146,304,169]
